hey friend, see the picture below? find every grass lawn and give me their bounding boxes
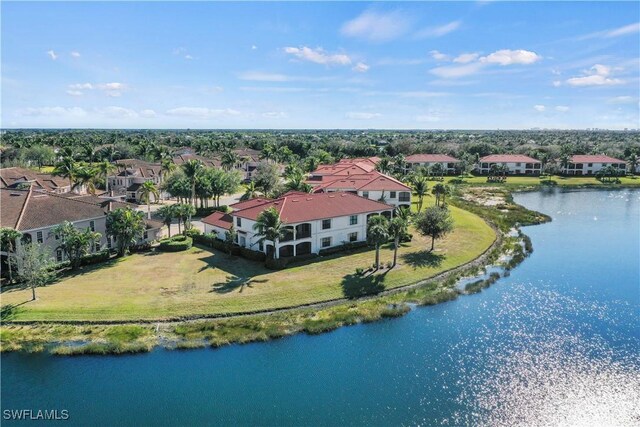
[1,203,494,322]
[442,175,640,187]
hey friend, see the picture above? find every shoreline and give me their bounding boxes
[1,186,552,355]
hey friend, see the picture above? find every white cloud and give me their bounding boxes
[238,71,290,82]
[453,53,480,64]
[415,20,461,38]
[173,47,194,60]
[604,22,640,37]
[430,62,484,79]
[262,112,288,119]
[533,105,546,112]
[352,62,370,73]
[98,82,125,90]
[70,51,81,58]
[166,107,241,119]
[430,50,450,61]
[415,115,441,123]
[283,46,351,66]
[185,55,194,60]
[140,109,157,118]
[100,106,138,119]
[69,83,94,90]
[480,49,541,65]
[46,50,58,60]
[251,45,258,50]
[566,64,625,87]
[555,105,570,112]
[66,90,84,97]
[553,80,562,87]
[67,82,126,97]
[341,10,411,42]
[345,112,381,120]
[607,96,636,104]
[18,107,87,117]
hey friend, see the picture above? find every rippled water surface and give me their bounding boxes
[2,189,639,426]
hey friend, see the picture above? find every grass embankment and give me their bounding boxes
[443,174,640,187]
[1,202,494,322]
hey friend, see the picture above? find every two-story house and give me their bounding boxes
[477,155,542,175]
[108,160,164,202]
[1,167,75,194]
[404,154,461,175]
[203,192,393,258]
[561,155,627,176]
[310,172,412,208]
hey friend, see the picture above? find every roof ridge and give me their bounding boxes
[14,185,33,230]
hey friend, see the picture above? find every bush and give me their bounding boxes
[130,242,152,253]
[183,228,201,238]
[195,206,229,217]
[240,247,267,262]
[265,257,288,270]
[355,267,364,276]
[79,250,110,266]
[158,235,193,252]
[318,241,368,256]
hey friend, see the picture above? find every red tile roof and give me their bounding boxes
[234,192,392,224]
[479,154,541,163]
[229,197,273,210]
[405,154,460,163]
[311,163,374,176]
[202,211,233,230]
[314,171,410,192]
[570,155,625,164]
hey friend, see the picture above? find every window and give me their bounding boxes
[107,237,112,249]
[588,163,593,167]
[143,231,148,240]
[56,249,63,263]
[236,217,242,227]
[322,219,331,230]
[89,221,95,232]
[258,241,264,251]
[399,192,411,202]
[36,231,43,244]
[54,233,59,240]
[362,191,369,198]
[349,215,358,225]
[348,232,358,242]
[321,237,331,248]
[389,191,396,199]
[516,162,521,167]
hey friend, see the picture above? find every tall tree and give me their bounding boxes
[252,207,286,263]
[50,221,102,269]
[367,215,390,270]
[73,164,99,194]
[95,161,117,193]
[432,183,447,207]
[413,176,428,213]
[52,156,79,190]
[12,243,56,301]
[0,228,22,283]
[254,161,280,196]
[181,159,203,207]
[388,217,408,267]
[415,206,454,251]
[139,181,160,219]
[157,205,175,238]
[106,208,146,257]
[240,181,259,201]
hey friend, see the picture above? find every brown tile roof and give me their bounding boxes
[234,192,392,224]
[405,154,460,163]
[172,154,221,168]
[202,211,233,230]
[0,167,69,192]
[570,155,625,164]
[311,163,374,176]
[479,154,541,164]
[313,172,410,192]
[0,188,107,231]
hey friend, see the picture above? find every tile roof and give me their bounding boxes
[229,197,273,210]
[202,211,233,230]
[234,192,392,224]
[405,154,460,163]
[311,163,374,176]
[0,167,69,192]
[172,154,221,168]
[479,154,541,163]
[570,155,625,164]
[313,171,411,192]
[0,188,107,231]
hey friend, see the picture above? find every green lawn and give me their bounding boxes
[442,175,640,187]
[1,204,495,321]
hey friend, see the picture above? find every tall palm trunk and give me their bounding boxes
[393,236,399,267]
[375,244,380,269]
[431,236,435,251]
[32,285,36,301]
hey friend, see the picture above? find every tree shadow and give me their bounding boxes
[400,250,446,269]
[1,301,28,321]
[341,272,386,299]
[211,275,268,294]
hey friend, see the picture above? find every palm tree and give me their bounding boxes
[52,156,79,190]
[388,217,408,267]
[181,159,203,207]
[95,161,117,193]
[432,183,447,207]
[376,157,393,174]
[221,150,240,171]
[367,215,390,270]
[627,153,638,175]
[253,207,286,263]
[413,176,428,213]
[157,205,175,238]
[241,181,259,201]
[106,208,147,257]
[139,181,160,219]
[0,227,22,283]
[73,164,98,194]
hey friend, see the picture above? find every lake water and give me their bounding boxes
[2,189,639,426]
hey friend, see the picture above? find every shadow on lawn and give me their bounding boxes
[1,301,28,321]
[211,275,268,294]
[341,271,386,299]
[400,250,445,269]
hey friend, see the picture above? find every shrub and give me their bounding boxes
[79,250,110,266]
[240,247,266,262]
[183,228,202,238]
[355,267,364,276]
[265,257,288,270]
[195,206,229,217]
[158,235,193,252]
[318,241,368,256]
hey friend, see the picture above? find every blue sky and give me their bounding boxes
[2,1,639,129]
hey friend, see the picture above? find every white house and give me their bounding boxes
[310,172,412,208]
[404,154,460,175]
[202,192,393,258]
[561,155,627,176]
[108,160,164,202]
[477,154,542,175]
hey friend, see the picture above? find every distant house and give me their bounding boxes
[108,160,164,202]
[232,148,262,181]
[561,155,627,176]
[477,155,542,175]
[203,192,393,258]
[0,188,161,264]
[404,154,461,175]
[0,167,74,194]
[172,153,221,169]
[307,158,411,207]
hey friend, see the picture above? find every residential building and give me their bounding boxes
[172,153,221,169]
[203,191,393,258]
[404,154,461,175]
[310,171,412,208]
[108,160,164,202]
[232,148,262,181]
[0,167,73,194]
[477,155,542,175]
[561,155,627,176]
[0,187,162,265]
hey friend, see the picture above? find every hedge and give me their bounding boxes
[79,249,110,266]
[195,206,229,217]
[318,241,368,256]
[158,235,193,252]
